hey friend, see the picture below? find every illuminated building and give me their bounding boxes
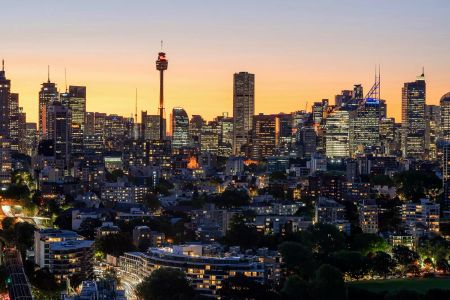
[38,69,59,140]
[401,199,440,238]
[0,136,11,188]
[325,109,349,158]
[425,104,440,159]
[358,199,378,234]
[440,92,450,142]
[402,72,426,159]
[314,197,350,234]
[349,98,380,156]
[141,111,161,141]
[200,121,219,155]
[61,86,86,156]
[46,101,71,170]
[171,107,189,150]
[443,144,450,207]
[119,245,264,297]
[189,115,205,149]
[0,60,11,140]
[233,72,255,155]
[251,113,276,160]
[312,99,328,125]
[380,117,395,155]
[216,114,233,157]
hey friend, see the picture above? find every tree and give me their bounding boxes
[136,268,194,300]
[369,251,396,279]
[279,242,315,280]
[392,245,419,275]
[78,218,102,239]
[350,233,390,255]
[310,264,346,300]
[393,170,441,201]
[215,189,250,208]
[143,193,161,212]
[219,273,277,300]
[222,214,259,249]
[329,250,368,280]
[95,233,136,257]
[301,223,346,260]
[280,275,311,300]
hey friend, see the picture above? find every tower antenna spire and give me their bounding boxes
[47,65,50,83]
[64,68,68,92]
[1,59,4,71]
[135,88,138,123]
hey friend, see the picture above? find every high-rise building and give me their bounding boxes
[232,72,255,155]
[440,92,450,143]
[0,60,11,138]
[251,113,276,160]
[380,117,395,155]
[200,121,219,155]
[46,101,71,169]
[24,123,37,156]
[325,109,350,158]
[61,86,86,156]
[402,72,426,158]
[349,98,380,156]
[171,107,189,151]
[443,144,450,207]
[0,136,12,188]
[141,112,161,141]
[39,71,59,140]
[216,114,233,157]
[9,93,20,151]
[189,115,205,149]
[425,104,440,159]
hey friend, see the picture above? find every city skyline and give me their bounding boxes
[3,0,450,123]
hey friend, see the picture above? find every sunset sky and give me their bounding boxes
[3,0,450,123]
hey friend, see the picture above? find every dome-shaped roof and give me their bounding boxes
[440,92,450,102]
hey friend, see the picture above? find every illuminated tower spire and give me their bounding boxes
[156,42,168,141]
[47,65,50,83]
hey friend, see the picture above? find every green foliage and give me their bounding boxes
[417,238,449,263]
[311,264,346,300]
[136,268,194,300]
[215,189,250,208]
[280,275,310,300]
[105,169,125,182]
[350,233,390,255]
[143,192,161,211]
[393,170,441,201]
[0,218,36,255]
[95,233,136,257]
[392,245,420,275]
[369,251,396,279]
[370,175,394,187]
[219,273,277,300]
[222,214,258,249]
[297,223,346,260]
[329,250,368,280]
[279,242,315,280]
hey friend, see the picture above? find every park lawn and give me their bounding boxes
[348,278,450,294]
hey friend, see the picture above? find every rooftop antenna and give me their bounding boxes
[135,88,138,123]
[1,59,4,71]
[47,65,50,83]
[422,66,425,77]
[64,68,68,92]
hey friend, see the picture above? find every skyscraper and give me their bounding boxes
[171,107,189,151]
[325,109,350,158]
[440,92,450,142]
[349,98,380,156]
[9,93,20,151]
[402,72,426,159]
[39,70,59,140]
[46,101,71,170]
[61,86,86,156]
[251,113,276,160]
[232,72,255,155]
[0,60,11,137]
